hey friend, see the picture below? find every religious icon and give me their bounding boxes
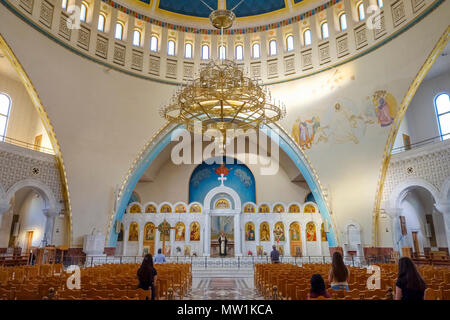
[371,90,397,127]
[256,246,264,257]
[190,222,200,241]
[184,245,191,256]
[260,222,270,241]
[164,245,171,257]
[158,221,171,241]
[142,246,149,256]
[128,222,139,241]
[304,204,316,213]
[215,199,230,209]
[258,204,270,213]
[273,204,284,213]
[290,222,301,241]
[175,222,185,241]
[145,204,157,213]
[160,204,172,213]
[218,231,228,256]
[175,204,186,213]
[289,204,300,213]
[245,223,255,241]
[321,223,327,242]
[144,223,155,241]
[189,204,202,213]
[306,222,317,241]
[277,245,284,256]
[244,204,255,213]
[273,222,285,242]
[129,204,141,213]
[294,246,302,257]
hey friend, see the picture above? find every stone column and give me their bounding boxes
[138,222,144,257]
[204,213,210,257]
[42,208,60,246]
[234,213,242,256]
[285,222,290,257]
[385,207,403,253]
[301,223,307,258]
[123,224,129,256]
[435,201,450,251]
[0,200,10,228]
[169,225,175,257]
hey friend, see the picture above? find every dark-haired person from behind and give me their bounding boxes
[137,254,158,300]
[308,274,331,299]
[395,257,426,300]
[328,251,349,291]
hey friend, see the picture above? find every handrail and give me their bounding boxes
[390,133,449,155]
[0,135,55,155]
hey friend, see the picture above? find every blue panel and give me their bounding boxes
[227,0,285,17]
[305,192,316,203]
[159,0,218,18]
[189,156,256,205]
[138,0,151,5]
[293,0,304,4]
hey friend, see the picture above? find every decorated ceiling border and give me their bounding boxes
[103,0,341,34]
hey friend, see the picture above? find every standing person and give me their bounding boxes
[218,231,228,257]
[395,257,426,300]
[270,245,280,264]
[308,274,331,299]
[137,254,158,300]
[328,251,349,291]
[154,248,166,264]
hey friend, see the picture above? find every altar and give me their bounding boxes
[210,241,235,257]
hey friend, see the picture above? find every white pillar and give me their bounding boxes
[234,213,242,256]
[169,225,175,256]
[138,223,144,257]
[285,222,290,257]
[123,224,129,256]
[42,208,60,246]
[204,213,210,257]
[435,201,450,251]
[385,207,403,252]
[301,223,307,258]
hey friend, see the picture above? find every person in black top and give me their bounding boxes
[137,254,158,300]
[270,245,280,264]
[395,256,426,300]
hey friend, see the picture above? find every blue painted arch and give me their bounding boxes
[107,124,337,247]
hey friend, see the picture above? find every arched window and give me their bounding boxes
[252,43,260,58]
[269,40,277,56]
[97,13,106,32]
[185,43,193,58]
[286,35,294,51]
[357,2,365,21]
[219,45,226,60]
[80,3,87,22]
[202,44,209,60]
[339,13,347,31]
[167,40,175,56]
[321,22,329,39]
[435,93,450,140]
[235,45,243,60]
[377,0,383,8]
[132,30,141,46]
[0,93,11,140]
[303,29,312,46]
[150,35,158,52]
[114,23,123,40]
[61,0,67,10]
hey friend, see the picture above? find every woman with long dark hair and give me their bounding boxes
[308,274,331,299]
[395,257,426,300]
[328,251,349,291]
[137,254,158,300]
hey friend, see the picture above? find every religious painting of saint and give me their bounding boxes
[306,222,317,241]
[175,204,186,213]
[273,222,285,242]
[277,245,284,256]
[290,222,301,241]
[184,245,191,256]
[164,245,171,257]
[294,246,302,257]
[321,223,327,242]
[256,246,264,257]
[258,204,270,213]
[371,90,397,127]
[160,204,172,213]
[145,204,157,213]
[245,222,255,241]
[289,204,300,213]
[175,222,185,241]
[144,223,155,241]
[190,222,200,241]
[129,204,141,214]
[158,221,171,242]
[128,222,139,241]
[244,204,255,213]
[273,204,284,213]
[189,204,202,213]
[215,199,230,209]
[260,222,270,241]
[304,204,316,213]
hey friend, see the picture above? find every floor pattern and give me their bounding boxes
[183,278,265,300]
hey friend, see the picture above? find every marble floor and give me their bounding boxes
[183,278,265,300]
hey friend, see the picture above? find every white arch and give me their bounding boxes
[5,178,59,212]
[389,178,440,209]
[204,185,241,212]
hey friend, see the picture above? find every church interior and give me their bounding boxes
[0,0,449,302]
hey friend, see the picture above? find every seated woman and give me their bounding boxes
[328,251,350,291]
[395,257,426,300]
[308,274,331,299]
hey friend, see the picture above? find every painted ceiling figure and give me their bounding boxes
[328,102,359,144]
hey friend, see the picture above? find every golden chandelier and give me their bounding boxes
[160,9,286,134]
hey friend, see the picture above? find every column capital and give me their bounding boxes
[435,201,450,215]
[42,208,60,218]
[384,207,403,219]
[0,199,10,215]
